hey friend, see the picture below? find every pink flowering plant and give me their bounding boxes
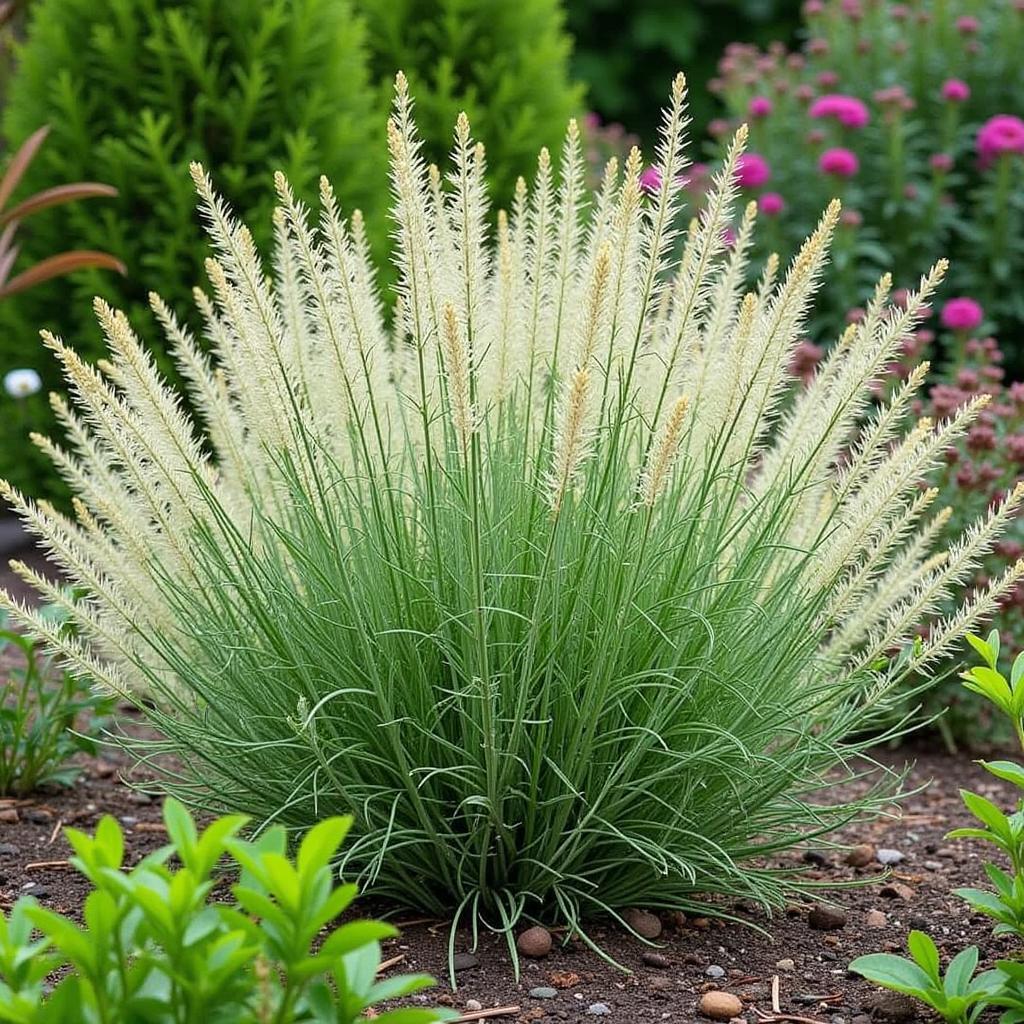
[710,0,1024,349]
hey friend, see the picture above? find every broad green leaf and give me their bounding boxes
[908,930,940,983]
[945,946,980,998]
[981,761,1024,791]
[297,816,352,880]
[848,953,935,999]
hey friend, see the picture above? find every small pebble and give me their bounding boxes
[776,958,796,971]
[20,883,47,898]
[880,883,915,901]
[129,790,154,805]
[517,925,553,958]
[699,991,743,1020]
[643,951,670,969]
[876,848,904,866]
[705,965,726,979]
[452,952,478,972]
[808,906,847,931]
[866,909,887,929]
[845,844,875,867]
[0,844,18,856]
[530,987,558,1000]
[465,1000,483,1012]
[587,1004,611,1016]
[803,850,827,866]
[23,809,52,824]
[622,908,662,940]
[923,860,942,871]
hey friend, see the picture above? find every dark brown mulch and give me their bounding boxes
[0,737,1017,1023]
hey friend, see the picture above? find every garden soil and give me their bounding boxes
[0,723,1016,1023]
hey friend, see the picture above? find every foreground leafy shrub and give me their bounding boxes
[0,799,448,1022]
[708,0,1024,353]
[0,608,113,796]
[2,75,1021,947]
[354,0,583,206]
[0,0,384,500]
[851,632,1024,1024]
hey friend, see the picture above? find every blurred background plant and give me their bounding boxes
[707,0,1024,364]
[0,0,385,502]
[0,607,114,797]
[566,0,802,139]
[354,0,583,206]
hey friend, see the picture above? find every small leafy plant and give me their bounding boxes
[0,798,450,1023]
[0,609,113,797]
[850,932,1001,1024]
[851,630,1024,1022]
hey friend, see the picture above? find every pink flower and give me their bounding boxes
[977,115,1024,164]
[817,70,840,88]
[941,78,970,103]
[748,95,773,118]
[809,93,870,128]
[736,152,771,188]
[819,147,859,177]
[709,118,732,138]
[940,297,984,332]
[803,0,824,13]
[758,191,785,216]
[930,152,954,173]
[956,14,980,34]
[840,208,863,227]
[639,166,662,194]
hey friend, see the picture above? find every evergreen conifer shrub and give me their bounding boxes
[354,0,583,206]
[0,0,384,499]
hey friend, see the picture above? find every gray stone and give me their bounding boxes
[529,987,558,1000]
[876,848,905,866]
[705,965,726,978]
[452,952,478,972]
[587,1003,611,1016]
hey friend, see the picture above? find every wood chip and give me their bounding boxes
[772,975,781,1014]
[46,819,63,845]
[133,822,167,834]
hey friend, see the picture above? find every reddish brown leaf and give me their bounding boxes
[0,250,126,298]
[0,126,49,212]
[0,182,119,226]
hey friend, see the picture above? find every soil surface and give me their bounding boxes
[0,736,1017,1023]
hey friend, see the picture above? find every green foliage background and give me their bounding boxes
[0,0,385,500]
[354,0,584,208]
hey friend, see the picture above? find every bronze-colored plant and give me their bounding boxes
[0,125,123,300]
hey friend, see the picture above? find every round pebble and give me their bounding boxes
[587,1004,611,1016]
[465,1000,483,1012]
[705,965,726,978]
[622,908,662,940]
[699,991,743,1020]
[876,848,904,866]
[517,925,553,958]
[845,843,875,867]
[776,958,796,971]
[529,988,558,1000]
[643,951,670,969]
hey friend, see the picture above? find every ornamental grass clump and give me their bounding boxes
[2,74,1022,951]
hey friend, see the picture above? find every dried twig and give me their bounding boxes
[25,860,70,871]
[451,1007,520,1023]
[376,954,405,974]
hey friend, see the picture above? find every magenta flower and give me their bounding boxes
[977,115,1024,165]
[956,14,980,34]
[758,191,785,216]
[940,297,984,332]
[748,95,773,118]
[639,165,662,194]
[930,152,954,173]
[941,78,970,103]
[803,0,824,14]
[735,152,771,188]
[809,93,870,128]
[819,147,859,177]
